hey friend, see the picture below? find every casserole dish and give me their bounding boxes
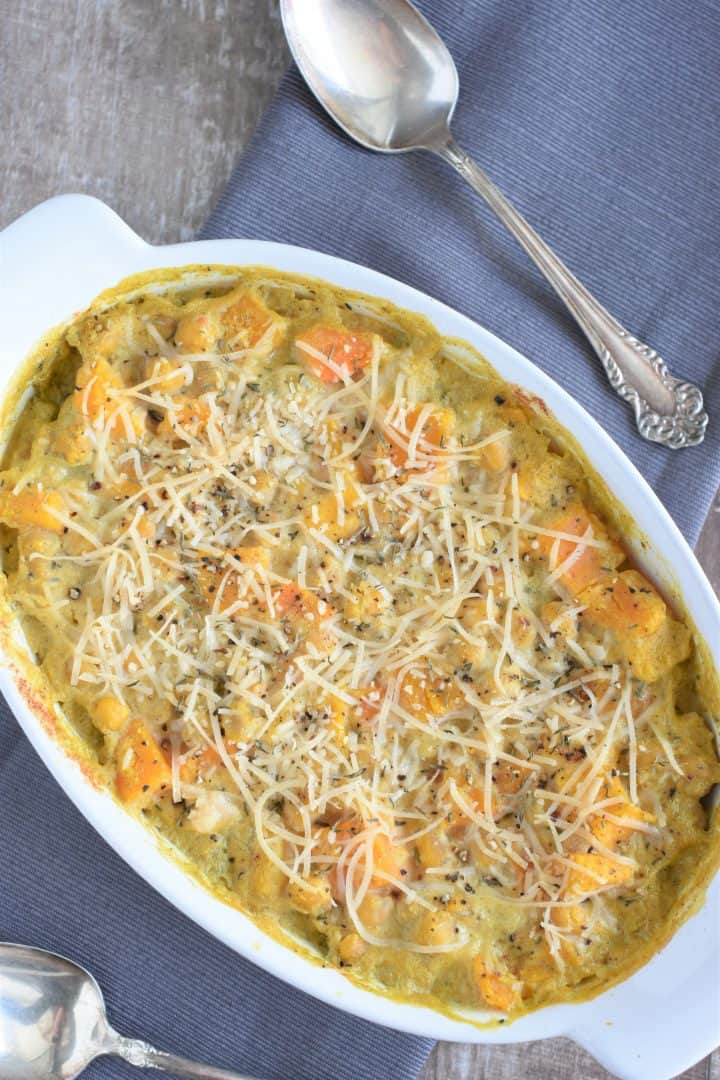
[1,194,718,1079]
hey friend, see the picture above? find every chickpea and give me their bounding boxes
[338,933,367,964]
[459,597,488,627]
[250,853,286,900]
[345,581,390,621]
[357,892,394,928]
[90,695,129,733]
[413,910,456,947]
[288,873,333,916]
[479,438,509,472]
[473,958,518,1011]
[149,357,187,394]
[416,830,449,870]
[448,640,487,671]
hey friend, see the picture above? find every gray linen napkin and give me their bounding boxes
[3,2,719,1079]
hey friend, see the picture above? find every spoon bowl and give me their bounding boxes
[0,943,256,1080]
[281,0,458,151]
[0,945,111,1080]
[280,0,708,448]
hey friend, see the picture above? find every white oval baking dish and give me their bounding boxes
[1,194,718,1080]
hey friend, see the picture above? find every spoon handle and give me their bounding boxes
[434,137,707,449]
[112,1034,261,1079]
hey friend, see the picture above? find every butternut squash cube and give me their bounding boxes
[0,486,66,534]
[580,569,666,637]
[115,719,171,807]
[536,504,623,596]
[295,325,377,383]
[387,404,455,471]
[472,958,519,1012]
[566,852,634,898]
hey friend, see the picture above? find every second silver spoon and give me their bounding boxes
[0,943,258,1080]
[280,0,708,450]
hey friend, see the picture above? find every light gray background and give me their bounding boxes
[1,2,718,1078]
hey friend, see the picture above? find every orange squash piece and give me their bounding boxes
[0,486,66,534]
[74,358,124,429]
[536,504,624,596]
[445,783,497,828]
[275,583,334,620]
[589,774,654,849]
[387,404,454,470]
[275,582,337,653]
[180,742,238,783]
[295,325,377,383]
[580,569,667,637]
[326,685,380,741]
[157,398,211,442]
[565,852,634,898]
[197,564,241,614]
[398,667,464,718]
[551,902,588,933]
[197,549,268,615]
[229,545,270,569]
[175,288,284,355]
[180,744,221,783]
[472,958,518,1012]
[221,290,282,349]
[115,719,171,807]
[149,357,187,393]
[304,481,363,542]
[326,817,406,894]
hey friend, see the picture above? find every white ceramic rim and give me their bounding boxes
[1,195,718,1080]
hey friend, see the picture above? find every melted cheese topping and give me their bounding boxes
[2,270,718,1018]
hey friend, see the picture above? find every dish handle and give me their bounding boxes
[567,904,720,1080]
[0,195,149,370]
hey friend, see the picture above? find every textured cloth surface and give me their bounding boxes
[3,2,720,1080]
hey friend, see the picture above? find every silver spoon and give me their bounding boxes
[280,0,708,450]
[0,943,258,1080]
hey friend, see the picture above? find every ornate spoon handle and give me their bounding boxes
[435,137,707,449]
[112,1033,260,1079]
